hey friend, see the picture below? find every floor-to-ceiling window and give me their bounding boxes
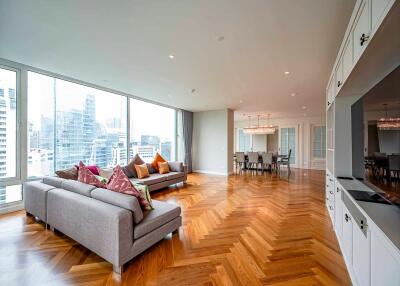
[0,66,20,205]
[130,98,176,163]
[238,129,251,152]
[28,71,128,177]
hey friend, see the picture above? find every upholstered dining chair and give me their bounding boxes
[247,152,260,173]
[388,155,400,183]
[278,149,292,176]
[261,152,273,173]
[235,152,246,174]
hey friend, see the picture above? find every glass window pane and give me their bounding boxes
[28,72,55,177]
[28,72,128,175]
[130,99,175,163]
[0,67,17,179]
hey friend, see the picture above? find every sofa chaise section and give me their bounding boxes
[23,177,182,274]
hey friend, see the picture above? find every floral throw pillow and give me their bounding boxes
[77,161,106,188]
[132,183,154,210]
[107,165,151,210]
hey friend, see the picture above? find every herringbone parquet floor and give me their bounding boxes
[0,169,351,286]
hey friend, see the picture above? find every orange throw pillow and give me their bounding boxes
[151,152,166,171]
[135,163,150,179]
[158,162,170,174]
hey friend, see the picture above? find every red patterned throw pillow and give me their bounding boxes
[106,165,151,210]
[77,161,106,188]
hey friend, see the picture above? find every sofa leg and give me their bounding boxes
[172,228,179,234]
[113,265,123,275]
[50,226,55,232]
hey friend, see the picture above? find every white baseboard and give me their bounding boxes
[0,201,24,215]
[193,170,229,176]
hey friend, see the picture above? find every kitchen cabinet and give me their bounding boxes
[370,226,400,286]
[342,204,353,265]
[352,219,370,286]
[334,185,343,237]
[371,0,392,31]
[335,57,344,94]
[342,36,353,82]
[353,0,371,63]
[326,77,335,109]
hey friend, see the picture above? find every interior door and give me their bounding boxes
[278,126,298,168]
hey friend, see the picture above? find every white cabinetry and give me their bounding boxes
[371,0,392,31]
[342,204,353,265]
[342,37,353,82]
[334,184,343,237]
[353,0,371,64]
[335,57,344,94]
[370,227,400,286]
[352,222,370,286]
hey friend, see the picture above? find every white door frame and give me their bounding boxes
[278,125,299,168]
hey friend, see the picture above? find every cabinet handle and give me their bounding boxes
[336,187,340,193]
[360,33,370,46]
[329,206,334,211]
[337,81,341,87]
[327,101,330,106]
[329,191,333,194]
[345,213,351,222]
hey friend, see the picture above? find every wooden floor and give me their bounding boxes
[0,169,351,286]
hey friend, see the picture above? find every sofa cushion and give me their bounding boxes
[55,166,78,180]
[151,152,166,172]
[61,179,96,197]
[158,162,170,174]
[42,176,66,188]
[123,154,145,178]
[106,165,151,210]
[134,200,181,239]
[78,161,106,188]
[167,162,184,172]
[130,173,167,186]
[167,172,185,180]
[135,163,150,179]
[91,188,144,223]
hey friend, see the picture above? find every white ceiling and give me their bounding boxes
[0,0,355,118]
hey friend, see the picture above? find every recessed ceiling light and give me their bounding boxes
[284,71,290,75]
[239,100,243,103]
[191,88,196,93]
[302,106,307,110]
[291,93,296,97]
[217,36,225,42]
[169,55,175,59]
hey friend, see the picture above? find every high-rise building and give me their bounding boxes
[8,88,16,109]
[0,98,6,177]
[161,141,172,161]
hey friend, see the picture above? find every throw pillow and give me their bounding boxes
[107,165,151,210]
[98,167,114,179]
[77,161,106,188]
[122,154,145,178]
[135,163,150,179]
[55,166,78,180]
[87,165,100,176]
[158,162,170,174]
[95,175,109,185]
[132,183,154,210]
[151,152,166,171]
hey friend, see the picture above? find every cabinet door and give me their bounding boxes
[342,37,353,82]
[353,0,371,62]
[326,77,334,108]
[334,186,343,237]
[342,205,353,265]
[371,228,400,286]
[371,0,392,31]
[353,224,371,286]
[335,58,343,94]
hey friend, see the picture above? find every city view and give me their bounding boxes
[27,73,175,177]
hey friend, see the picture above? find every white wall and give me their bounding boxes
[193,109,234,175]
[235,115,326,170]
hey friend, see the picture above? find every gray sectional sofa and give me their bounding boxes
[131,161,187,192]
[23,176,182,274]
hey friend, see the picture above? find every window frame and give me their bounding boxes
[0,57,178,211]
[0,63,22,185]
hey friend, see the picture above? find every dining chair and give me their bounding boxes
[235,152,246,174]
[388,155,400,183]
[261,152,273,173]
[278,149,292,175]
[247,152,260,174]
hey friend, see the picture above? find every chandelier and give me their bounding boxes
[243,114,276,135]
[377,104,400,130]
